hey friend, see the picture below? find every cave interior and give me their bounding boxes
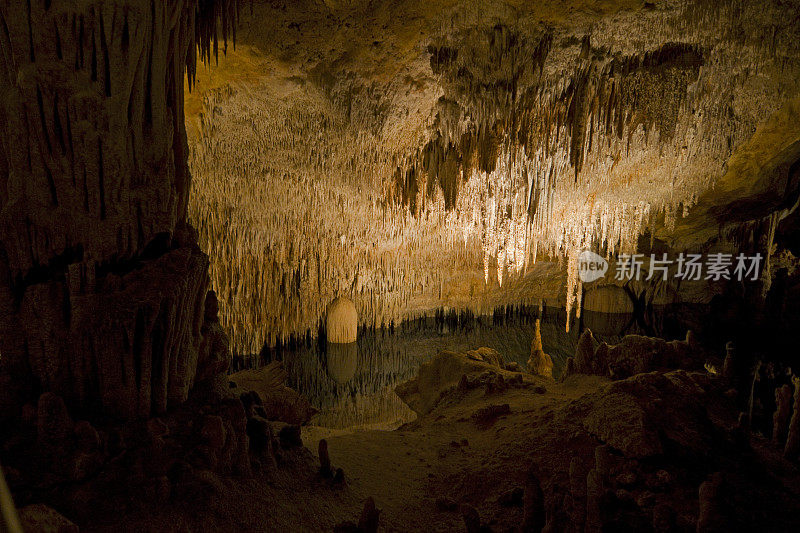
[2,0,800,531]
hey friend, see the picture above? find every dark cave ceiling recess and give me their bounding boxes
[185,0,800,353]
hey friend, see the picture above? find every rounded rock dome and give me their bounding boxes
[326,296,358,344]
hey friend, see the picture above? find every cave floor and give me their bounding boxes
[302,375,606,532]
[81,372,800,532]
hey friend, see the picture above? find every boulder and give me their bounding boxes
[578,371,718,458]
[465,347,505,368]
[396,350,524,416]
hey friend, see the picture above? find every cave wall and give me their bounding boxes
[0,0,234,420]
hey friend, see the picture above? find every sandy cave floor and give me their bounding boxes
[301,376,607,532]
[78,366,800,532]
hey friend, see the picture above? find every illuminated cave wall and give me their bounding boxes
[187,0,800,354]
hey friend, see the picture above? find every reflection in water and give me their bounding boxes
[326,342,358,384]
[247,307,646,429]
[234,302,694,429]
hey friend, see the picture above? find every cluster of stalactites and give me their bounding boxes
[187,0,245,90]
[188,0,800,350]
[396,0,800,329]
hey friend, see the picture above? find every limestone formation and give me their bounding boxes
[333,467,346,485]
[773,384,793,444]
[0,1,799,530]
[230,363,318,425]
[197,290,232,384]
[722,341,737,380]
[697,473,731,532]
[184,0,800,353]
[573,331,702,379]
[18,504,78,533]
[575,329,599,374]
[784,376,800,459]
[561,357,577,380]
[465,347,505,367]
[527,319,553,378]
[396,349,531,416]
[327,297,359,344]
[0,1,244,420]
[319,439,333,478]
[522,465,545,533]
[357,497,381,533]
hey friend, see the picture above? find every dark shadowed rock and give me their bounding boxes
[460,503,482,533]
[279,424,303,448]
[773,384,793,444]
[784,376,800,459]
[358,497,381,533]
[575,329,599,374]
[522,465,545,533]
[579,371,718,458]
[697,472,732,532]
[246,416,273,453]
[18,504,78,533]
[319,438,333,478]
[231,363,318,425]
[201,415,227,449]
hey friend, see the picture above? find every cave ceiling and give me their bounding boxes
[184,0,800,353]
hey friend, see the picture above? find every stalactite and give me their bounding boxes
[187,0,800,351]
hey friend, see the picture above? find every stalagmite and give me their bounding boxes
[697,473,731,532]
[522,465,546,533]
[784,376,800,459]
[773,384,793,445]
[722,341,737,380]
[575,329,598,374]
[358,497,381,533]
[319,439,333,479]
[526,319,553,378]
